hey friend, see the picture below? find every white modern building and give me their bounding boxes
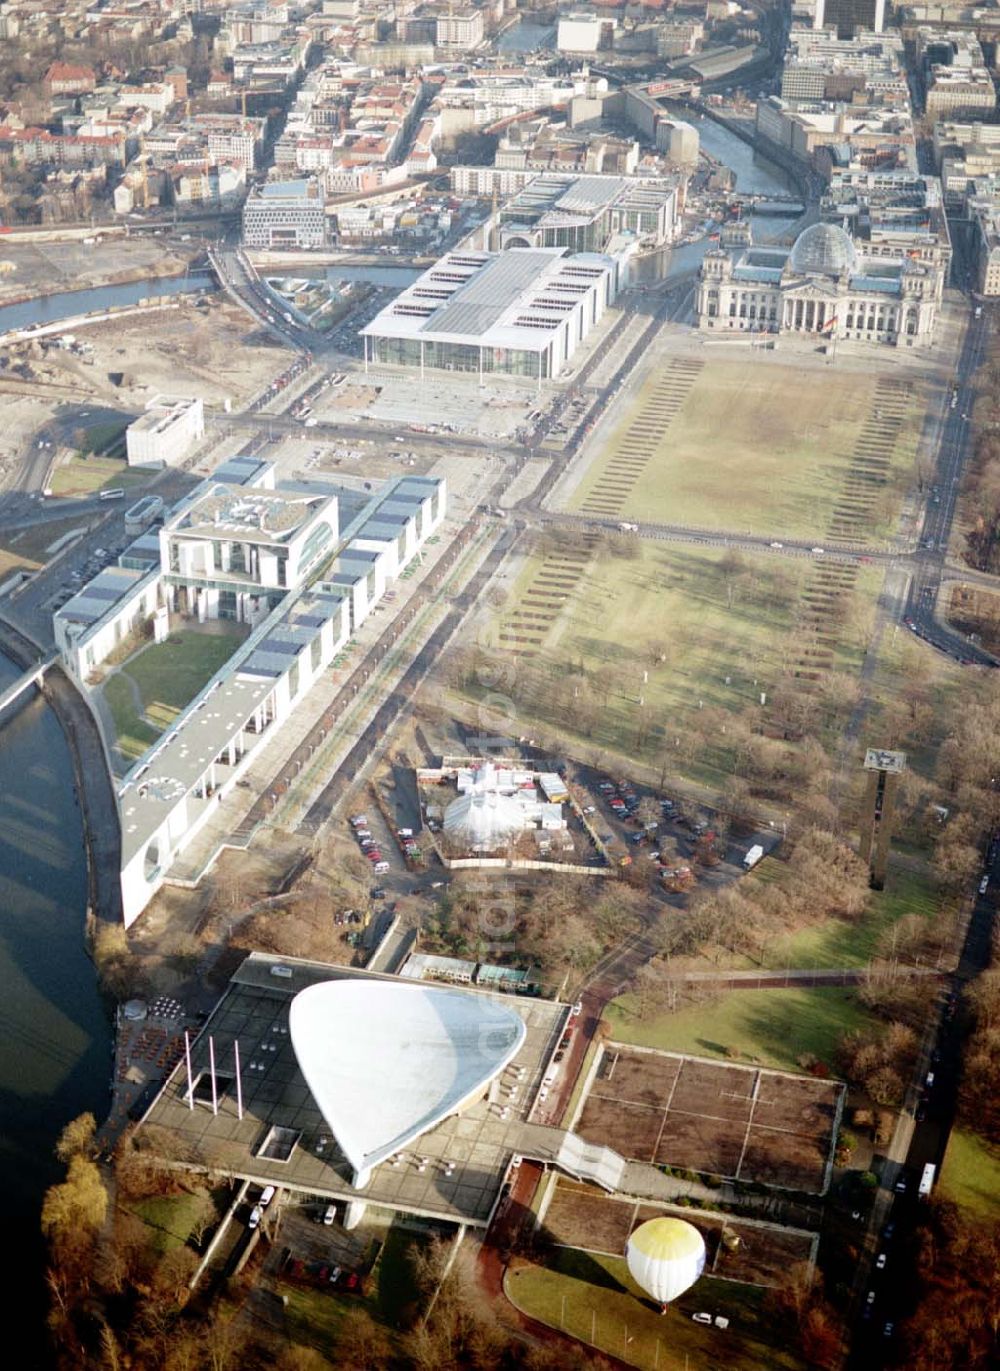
[362,247,620,383]
[242,178,327,249]
[497,173,679,253]
[289,979,526,1188]
[53,459,447,925]
[695,221,940,346]
[126,395,205,468]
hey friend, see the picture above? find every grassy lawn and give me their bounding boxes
[131,1190,215,1256]
[567,356,924,543]
[48,453,148,497]
[755,869,943,970]
[126,627,247,716]
[938,1128,1000,1224]
[78,418,130,454]
[1,514,91,563]
[0,545,39,579]
[605,986,873,1072]
[101,626,247,762]
[279,1283,352,1358]
[505,1249,804,1371]
[277,1224,427,1356]
[103,672,160,762]
[468,539,878,790]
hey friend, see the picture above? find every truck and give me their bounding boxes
[918,1162,936,1199]
[743,844,764,871]
[618,522,639,533]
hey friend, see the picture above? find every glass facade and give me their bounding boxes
[370,337,549,379]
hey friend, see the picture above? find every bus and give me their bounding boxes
[99,488,125,501]
[919,1162,936,1199]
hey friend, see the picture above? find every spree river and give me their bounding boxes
[0,654,111,1351]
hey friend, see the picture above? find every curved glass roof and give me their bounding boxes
[789,222,858,277]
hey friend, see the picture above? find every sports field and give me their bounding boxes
[565,356,927,543]
[505,1250,806,1371]
[575,1047,842,1193]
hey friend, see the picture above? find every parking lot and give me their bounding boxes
[567,761,776,902]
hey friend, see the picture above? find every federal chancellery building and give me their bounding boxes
[695,222,942,347]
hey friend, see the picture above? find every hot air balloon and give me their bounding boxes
[626,1217,706,1311]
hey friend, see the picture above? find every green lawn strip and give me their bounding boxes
[605,986,873,1072]
[3,515,90,562]
[938,1128,1000,1223]
[568,358,922,543]
[131,1191,213,1255]
[125,628,247,715]
[48,454,147,497]
[275,1229,422,1355]
[78,419,131,454]
[505,1249,804,1371]
[370,1226,427,1328]
[102,672,160,760]
[758,870,942,970]
[277,1282,352,1358]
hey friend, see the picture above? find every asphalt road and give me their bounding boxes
[847,849,998,1369]
[900,306,996,666]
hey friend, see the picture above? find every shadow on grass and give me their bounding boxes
[548,1244,631,1295]
[696,1038,732,1056]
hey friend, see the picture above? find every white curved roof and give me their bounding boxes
[289,980,526,1187]
[443,788,529,847]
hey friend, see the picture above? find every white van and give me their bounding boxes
[373,861,390,873]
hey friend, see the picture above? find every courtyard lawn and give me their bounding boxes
[101,626,248,762]
[48,453,148,498]
[567,356,926,543]
[938,1128,1000,1224]
[605,986,873,1073]
[125,626,248,720]
[505,1249,804,1371]
[102,672,160,763]
[471,538,879,789]
[755,869,944,970]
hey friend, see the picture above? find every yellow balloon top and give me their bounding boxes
[628,1217,705,1263]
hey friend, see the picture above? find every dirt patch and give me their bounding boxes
[946,583,1000,655]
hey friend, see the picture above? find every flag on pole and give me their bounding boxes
[821,315,837,334]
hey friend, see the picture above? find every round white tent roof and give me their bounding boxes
[289,980,526,1188]
[443,788,529,849]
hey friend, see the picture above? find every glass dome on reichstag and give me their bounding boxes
[789,222,857,278]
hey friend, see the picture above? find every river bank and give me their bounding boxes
[0,635,112,1358]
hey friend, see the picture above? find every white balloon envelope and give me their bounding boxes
[626,1217,706,1307]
